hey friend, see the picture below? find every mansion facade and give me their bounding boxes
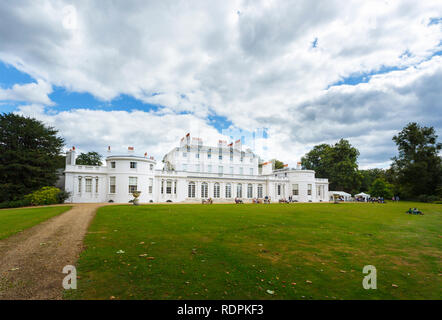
[64,134,329,203]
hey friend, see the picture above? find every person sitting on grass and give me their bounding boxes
[406,208,413,214]
[412,208,423,215]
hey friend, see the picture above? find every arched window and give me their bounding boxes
[188,182,196,198]
[214,182,220,198]
[225,183,232,198]
[257,184,263,198]
[247,184,253,198]
[237,183,242,198]
[201,182,208,198]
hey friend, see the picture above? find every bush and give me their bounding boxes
[24,186,62,206]
[418,194,440,203]
[0,198,31,209]
[433,200,442,204]
[56,190,70,203]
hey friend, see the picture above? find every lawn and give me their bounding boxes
[0,206,72,240]
[66,202,441,300]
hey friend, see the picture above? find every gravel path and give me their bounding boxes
[0,203,105,300]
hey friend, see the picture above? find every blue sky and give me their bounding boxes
[0,1,441,168]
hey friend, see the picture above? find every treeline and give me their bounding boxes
[301,123,442,202]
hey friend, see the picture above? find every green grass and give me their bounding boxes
[66,202,441,300]
[0,206,72,240]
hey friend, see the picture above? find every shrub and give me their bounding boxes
[0,198,31,209]
[24,186,61,206]
[433,200,442,204]
[418,194,440,203]
[56,190,71,203]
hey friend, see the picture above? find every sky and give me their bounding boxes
[0,0,441,169]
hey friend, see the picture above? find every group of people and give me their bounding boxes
[202,198,213,204]
[406,208,423,215]
[368,197,385,203]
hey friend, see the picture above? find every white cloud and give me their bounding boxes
[0,79,53,105]
[1,0,441,167]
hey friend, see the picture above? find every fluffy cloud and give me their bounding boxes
[1,0,441,168]
[0,79,53,105]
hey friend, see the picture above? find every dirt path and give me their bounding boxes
[0,203,105,300]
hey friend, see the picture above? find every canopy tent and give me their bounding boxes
[329,191,352,202]
[355,192,370,202]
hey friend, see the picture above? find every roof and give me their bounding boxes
[329,191,351,196]
[355,192,370,197]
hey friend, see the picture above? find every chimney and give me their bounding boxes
[107,146,111,154]
[144,152,147,158]
[234,139,242,151]
[66,147,76,166]
[128,146,134,154]
[296,161,301,170]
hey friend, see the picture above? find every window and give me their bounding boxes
[188,182,196,198]
[150,164,154,170]
[166,180,172,194]
[208,165,212,173]
[109,176,116,193]
[308,184,312,196]
[218,166,223,175]
[130,162,137,169]
[240,167,243,175]
[95,178,99,193]
[161,180,164,194]
[237,183,242,198]
[149,178,153,194]
[207,149,211,159]
[85,177,92,193]
[225,183,232,198]
[78,177,82,193]
[250,168,253,175]
[196,153,199,159]
[218,148,222,160]
[214,183,220,198]
[174,180,177,194]
[182,164,187,171]
[230,149,233,161]
[250,157,253,163]
[196,164,200,172]
[292,184,299,196]
[240,151,245,162]
[247,184,253,198]
[129,177,137,193]
[277,184,281,196]
[110,161,116,168]
[317,186,321,196]
[201,182,208,198]
[183,152,187,157]
[258,184,263,198]
[85,178,92,192]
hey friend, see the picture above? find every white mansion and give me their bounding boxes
[64,134,329,203]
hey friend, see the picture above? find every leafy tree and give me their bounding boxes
[359,168,387,192]
[301,139,361,193]
[300,144,332,178]
[369,178,393,199]
[76,151,103,166]
[391,122,442,198]
[273,159,285,170]
[0,113,64,202]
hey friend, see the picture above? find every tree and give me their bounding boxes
[369,178,394,199]
[300,144,332,178]
[76,151,103,166]
[359,168,387,192]
[391,123,442,198]
[0,113,64,202]
[301,139,361,193]
[273,159,285,170]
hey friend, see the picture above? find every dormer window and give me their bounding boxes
[130,162,137,169]
[110,161,116,168]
